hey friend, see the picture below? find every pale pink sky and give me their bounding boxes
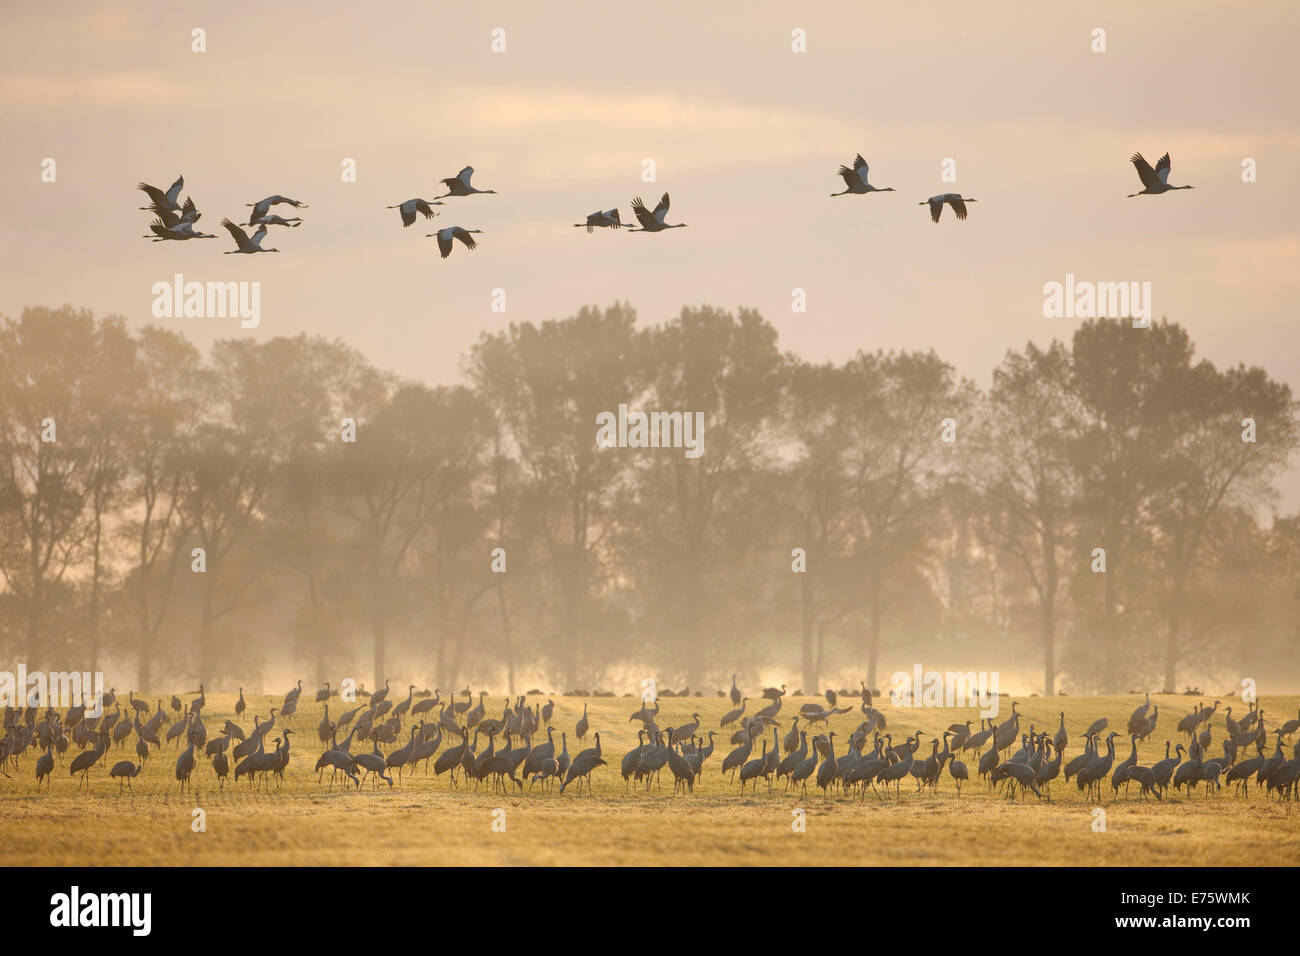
[3,1,1299,493]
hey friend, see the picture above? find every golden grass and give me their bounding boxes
[3,691,1298,865]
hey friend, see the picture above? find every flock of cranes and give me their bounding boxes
[135,150,1193,260]
[4,676,1296,804]
[386,165,494,259]
[137,174,310,254]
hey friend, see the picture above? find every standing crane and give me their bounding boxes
[559,732,604,794]
[109,760,142,794]
[175,733,197,793]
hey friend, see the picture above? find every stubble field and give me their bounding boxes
[3,691,1297,866]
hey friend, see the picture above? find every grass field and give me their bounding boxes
[3,691,1298,866]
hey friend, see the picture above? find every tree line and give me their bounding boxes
[2,303,1297,696]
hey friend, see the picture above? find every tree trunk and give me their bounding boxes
[198,571,215,688]
[866,571,882,693]
[25,600,41,675]
[371,619,387,693]
[87,508,104,675]
[137,604,153,695]
[1103,563,1118,693]
[1040,600,1055,698]
[497,581,514,696]
[800,569,815,694]
[1162,583,1182,694]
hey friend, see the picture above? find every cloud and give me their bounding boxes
[0,72,185,106]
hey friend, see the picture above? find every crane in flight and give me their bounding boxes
[221,219,280,254]
[573,209,626,232]
[436,166,498,198]
[387,198,443,227]
[137,175,188,214]
[628,193,687,232]
[1128,152,1194,197]
[426,226,483,258]
[920,194,977,223]
[831,154,895,196]
[244,195,307,227]
[247,194,308,211]
[143,206,216,241]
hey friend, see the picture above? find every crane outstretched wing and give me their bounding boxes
[630,196,657,229]
[1155,152,1172,184]
[137,182,168,207]
[221,218,251,247]
[443,166,474,189]
[1130,152,1159,189]
[454,227,478,252]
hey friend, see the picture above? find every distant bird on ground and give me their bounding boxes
[629,193,686,232]
[1128,152,1193,197]
[920,194,976,223]
[137,175,187,214]
[35,743,55,791]
[559,732,604,794]
[831,154,895,196]
[720,698,747,727]
[212,750,229,789]
[575,702,589,744]
[573,209,625,232]
[70,732,109,789]
[949,752,969,796]
[176,734,197,792]
[1083,716,1109,739]
[109,760,142,794]
[387,198,442,227]
[1127,693,1152,734]
[221,219,279,254]
[436,166,497,198]
[426,226,483,258]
